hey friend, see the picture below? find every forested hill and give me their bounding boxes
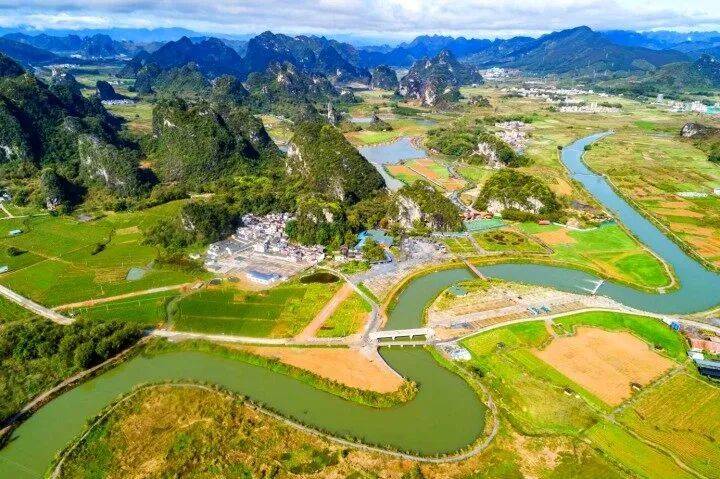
[0,53,144,208]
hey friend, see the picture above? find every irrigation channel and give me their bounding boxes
[2,133,720,477]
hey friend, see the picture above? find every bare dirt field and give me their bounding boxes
[241,346,404,393]
[533,327,674,405]
[534,228,576,246]
[552,178,574,196]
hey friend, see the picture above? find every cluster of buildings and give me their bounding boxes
[478,67,519,80]
[204,213,325,285]
[558,102,621,114]
[494,121,531,153]
[655,95,720,115]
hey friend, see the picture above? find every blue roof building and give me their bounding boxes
[246,270,280,285]
[355,229,393,251]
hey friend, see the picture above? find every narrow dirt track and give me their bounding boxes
[296,283,353,339]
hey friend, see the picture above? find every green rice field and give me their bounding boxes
[172,281,342,337]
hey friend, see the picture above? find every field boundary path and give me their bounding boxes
[296,282,353,339]
[53,283,196,311]
[0,284,72,324]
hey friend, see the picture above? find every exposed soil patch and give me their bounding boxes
[533,327,674,406]
[296,283,353,339]
[241,346,404,393]
[534,228,576,246]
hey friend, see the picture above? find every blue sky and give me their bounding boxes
[1,0,719,41]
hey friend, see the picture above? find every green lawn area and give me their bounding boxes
[460,311,697,478]
[473,229,546,254]
[457,164,493,185]
[316,292,371,337]
[0,201,206,307]
[172,281,342,337]
[584,421,695,479]
[518,222,671,289]
[71,290,179,326]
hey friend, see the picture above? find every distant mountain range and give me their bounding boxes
[0,25,719,94]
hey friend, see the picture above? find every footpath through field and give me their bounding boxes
[296,282,353,339]
[53,283,197,311]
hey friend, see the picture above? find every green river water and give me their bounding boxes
[1,132,719,477]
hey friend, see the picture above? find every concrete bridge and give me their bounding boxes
[370,327,434,341]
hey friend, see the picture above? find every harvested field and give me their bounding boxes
[386,164,422,185]
[552,178,573,196]
[534,228,576,245]
[652,208,703,218]
[241,346,403,393]
[406,158,466,191]
[533,327,674,405]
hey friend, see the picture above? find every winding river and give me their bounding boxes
[1,133,720,477]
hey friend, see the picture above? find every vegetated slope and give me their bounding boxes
[286,121,384,203]
[125,36,244,78]
[396,180,462,231]
[149,97,280,186]
[0,37,57,67]
[680,122,720,163]
[400,50,483,106]
[134,62,211,97]
[475,169,561,218]
[0,54,143,206]
[243,31,370,83]
[493,26,689,75]
[370,65,399,90]
[244,62,338,120]
[608,54,720,95]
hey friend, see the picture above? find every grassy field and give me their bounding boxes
[618,373,720,478]
[172,281,342,337]
[584,421,696,479]
[0,201,206,308]
[105,101,154,136]
[0,296,35,323]
[56,382,625,479]
[518,222,671,288]
[463,321,602,434]
[70,290,179,326]
[443,236,477,256]
[316,292,371,337]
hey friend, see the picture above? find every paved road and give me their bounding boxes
[0,285,72,324]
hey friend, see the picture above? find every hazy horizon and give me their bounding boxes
[2,0,720,44]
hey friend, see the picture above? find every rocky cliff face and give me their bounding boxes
[399,50,482,106]
[681,122,719,139]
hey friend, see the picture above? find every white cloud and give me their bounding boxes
[0,0,719,39]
